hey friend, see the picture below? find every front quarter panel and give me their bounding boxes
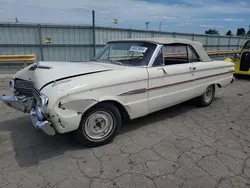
[41,68,149,133]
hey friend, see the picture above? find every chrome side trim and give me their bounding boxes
[52,79,71,87]
[148,71,234,91]
[118,70,234,96]
[39,69,112,91]
[118,88,147,96]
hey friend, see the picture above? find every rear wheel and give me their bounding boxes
[197,85,215,107]
[76,103,121,147]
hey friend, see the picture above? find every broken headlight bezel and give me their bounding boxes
[9,79,16,93]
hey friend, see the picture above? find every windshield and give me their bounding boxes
[93,42,157,66]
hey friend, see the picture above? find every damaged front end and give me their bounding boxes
[0,78,56,136]
[1,78,34,113]
[0,95,33,113]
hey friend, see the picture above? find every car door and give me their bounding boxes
[184,45,205,97]
[147,44,196,113]
[189,44,234,97]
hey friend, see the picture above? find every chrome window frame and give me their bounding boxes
[147,44,164,67]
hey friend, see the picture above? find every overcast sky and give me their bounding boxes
[1,0,250,34]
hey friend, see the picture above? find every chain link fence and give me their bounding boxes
[0,22,249,62]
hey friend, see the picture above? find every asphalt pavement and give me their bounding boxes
[0,74,250,188]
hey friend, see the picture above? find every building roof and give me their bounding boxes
[109,37,212,62]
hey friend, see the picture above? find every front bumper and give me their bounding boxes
[1,95,56,136]
[30,108,56,136]
[0,95,33,113]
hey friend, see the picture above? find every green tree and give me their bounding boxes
[226,30,232,36]
[205,29,219,35]
[236,28,246,36]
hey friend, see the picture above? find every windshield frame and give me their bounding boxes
[93,41,159,67]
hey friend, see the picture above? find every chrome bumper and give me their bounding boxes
[0,95,34,113]
[30,109,56,136]
[1,95,56,136]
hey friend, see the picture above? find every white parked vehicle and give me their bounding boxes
[0,38,235,146]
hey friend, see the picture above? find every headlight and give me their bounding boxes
[36,94,49,115]
[36,107,44,121]
[9,79,16,93]
[35,94,49,121]
[40,94,49,107]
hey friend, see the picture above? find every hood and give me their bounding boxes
[15,61,123,90]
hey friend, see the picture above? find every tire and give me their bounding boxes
[197,85,215,107]
[76,102,121,147]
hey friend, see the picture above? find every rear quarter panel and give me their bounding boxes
[191,60,234,97]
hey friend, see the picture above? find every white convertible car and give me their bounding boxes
[0,38,235,146]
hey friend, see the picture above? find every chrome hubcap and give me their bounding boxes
[204,86,213,103]
[84,111,114,140]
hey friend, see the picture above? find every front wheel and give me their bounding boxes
[76,103,121,147]
[197,85,215,107]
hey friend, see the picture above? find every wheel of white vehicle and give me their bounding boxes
[76,103,121,147]
[198,85,215,107]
